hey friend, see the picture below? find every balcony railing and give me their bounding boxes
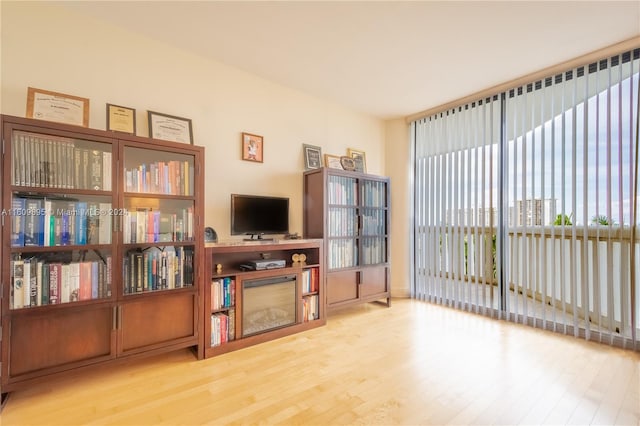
[415,225,640,341]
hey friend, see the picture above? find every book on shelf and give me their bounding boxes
[79,261,91,301]
[36,260,44,306]
[11,259,25,309]
[303,295,319,322]
[24,198,44,246]
[91,261,99,299]
[123,246,194,294]
[24,257,38,306]
[90,150,103,190]
[98,202,112,244]
[328,239,357,269]
[124,160,191,195]
[301,267,319,294]
[10,256,111,309]
[86,202,100,245]
[61,263,71,303]
[49,263,61,304]
[124,208,194,243]
[11,197,107,247]
[105,256,112,297]
[41,263,50,305]
[11,197,26,247]
[68,262,80,302]
[81,148,90,189]
[211,311,234,347]
[328,175,358,205]
[11,131,111,190]
[228,308,235,341]
[211,277,235,310]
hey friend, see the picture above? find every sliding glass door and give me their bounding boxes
[413,49,640,349]
[414,97,501,316]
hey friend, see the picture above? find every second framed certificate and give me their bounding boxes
[106,103,136,134]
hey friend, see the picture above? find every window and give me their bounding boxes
[413,48,640,348]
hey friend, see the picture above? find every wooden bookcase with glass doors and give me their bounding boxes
[0,114,204,398]
[303,168,391,309]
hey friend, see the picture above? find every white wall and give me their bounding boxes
[0,2,386,244]
[385,119,411,297]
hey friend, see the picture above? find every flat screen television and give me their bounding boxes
[231,194,289,240]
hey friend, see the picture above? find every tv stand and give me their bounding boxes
[202,239,326,359]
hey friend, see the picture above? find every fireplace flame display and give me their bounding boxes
[242,275,297,337]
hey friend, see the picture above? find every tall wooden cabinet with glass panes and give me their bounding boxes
[0,115,204,399]
[303,168,390,309]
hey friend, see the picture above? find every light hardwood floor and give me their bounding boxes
[2,298,639,425]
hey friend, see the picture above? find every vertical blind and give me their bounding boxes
[413,48,640,349]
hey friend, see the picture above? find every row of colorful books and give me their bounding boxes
[124,160,191,195]
[302,295,319,322]
[328,176,358,205]
[211,277,236,310]
[123,246,194,294]
[123,208,194,244]
[11,197,112,247]
[301,267,320,294]
[361,209,386,235]
[328,207,357,237]
[362,237,386,265]
[11,131,112,190]
[328,239,358,269]
[361,180,386,207]
[211,310,235,347]
[11,256,112,309]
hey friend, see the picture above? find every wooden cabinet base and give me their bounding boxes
[326,265,391,311]
[0,339,199,398]
[205,317,326,358]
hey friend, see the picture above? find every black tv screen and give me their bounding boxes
[231,194,289,236]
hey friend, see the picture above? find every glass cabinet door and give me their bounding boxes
[359,179,388,266]
[121,146,196,295]
[326,175,358,270]
[8,130,115,310]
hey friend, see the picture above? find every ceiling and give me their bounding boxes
[59,1,640,120]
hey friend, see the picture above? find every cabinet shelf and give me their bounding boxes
[11,187,113,196]
[9,297,114,314]
[11,244,112,253]
[211,262,320,279]
[211,306,234,314]
[124,192,195,200]
[123,285,196,298]
[123,241,196,249]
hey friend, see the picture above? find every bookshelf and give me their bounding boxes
[303,168,391,310]
[202,239,325,358]
[0,114,203,398]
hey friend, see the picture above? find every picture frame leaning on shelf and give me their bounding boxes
[303,144,323,170]
[348,148,366,173]
[26,87,90,127]
[148,110,194,144]
[106,103,136,134]
[324,154,343,170]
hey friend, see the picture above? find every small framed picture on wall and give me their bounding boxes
[242,132,263,162]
